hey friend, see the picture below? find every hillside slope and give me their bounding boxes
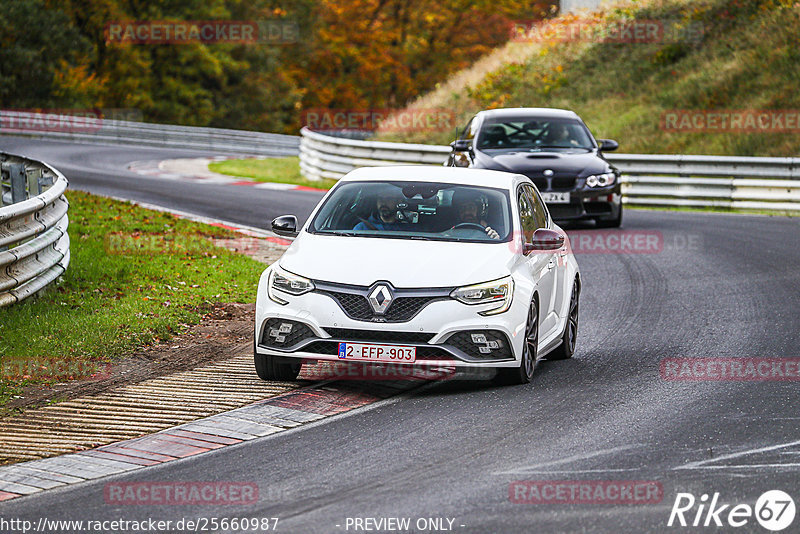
[377,0,800,156]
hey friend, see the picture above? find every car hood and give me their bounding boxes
[478,150,609,176]
[278,232,515,288]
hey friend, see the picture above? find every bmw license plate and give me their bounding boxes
[338,343,416,363]
[541,192,570,204]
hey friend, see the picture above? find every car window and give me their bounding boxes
[517,186,539,243]
[523,184,549,229]
[309,180,512,243]
[477,117,594,151]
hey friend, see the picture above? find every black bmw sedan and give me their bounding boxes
[447,108,622,227]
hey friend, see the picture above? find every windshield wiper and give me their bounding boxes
[529,145,589,150]
[316,230,360,237]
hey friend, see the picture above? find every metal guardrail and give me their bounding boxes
[299,127,800,211]
[0,111,300,157]
[0,153,70,307]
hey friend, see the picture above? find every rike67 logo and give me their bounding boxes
[668,490,796,531]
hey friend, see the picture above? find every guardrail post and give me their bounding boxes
[10,163,26,204]
[26,167,42,197]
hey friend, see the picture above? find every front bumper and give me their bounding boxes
[254,273,527,369]
[548,188,622,221]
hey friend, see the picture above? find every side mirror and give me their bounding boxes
[271,215,299,237]
[524,228,565,253]
[598,139,619,152]
[450,139,472,152]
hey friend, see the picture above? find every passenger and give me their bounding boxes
[354,188,405,231]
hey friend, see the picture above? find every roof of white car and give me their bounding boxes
[340,166,526,188]
[478,107,580,120]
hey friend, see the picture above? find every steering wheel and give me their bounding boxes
[452,222,486,231]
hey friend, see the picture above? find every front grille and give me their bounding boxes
[323,328,434,344]
[445,330,513,360]
[528,177,548,190]
[384,297,437,321]
[261,319,315,349]
[525,175,576,192]
[322,291,439,322]
[300,341,454,360]
[551,176,577,190]
[326,291,373,319]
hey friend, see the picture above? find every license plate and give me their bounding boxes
[338,343,416,363]
[541,192,570,204]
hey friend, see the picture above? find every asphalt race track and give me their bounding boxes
[0,137,325,229]
[1,136,799,533]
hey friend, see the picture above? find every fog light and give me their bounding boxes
[471,333,502,354]
[269,322,293,343]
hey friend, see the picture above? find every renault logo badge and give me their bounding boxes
[368,284,393,315]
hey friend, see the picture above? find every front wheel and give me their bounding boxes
[495,300,538,385]
[254,352,302,381]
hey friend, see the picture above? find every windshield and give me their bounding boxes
[476,117,595,151]
[308,181,512,243]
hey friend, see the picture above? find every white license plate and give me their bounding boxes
[541,192,571,204]
[338,343,416,363]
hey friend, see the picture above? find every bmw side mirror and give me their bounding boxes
[525,228,565,253]
[450,139,472,152]
[598,139,619,152]
[271,215,299,237]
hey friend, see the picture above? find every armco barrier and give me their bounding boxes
[0,153,70,307]
[0,110,299,157]
[299,127,800,211]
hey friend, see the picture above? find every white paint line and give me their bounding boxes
[677,462,800,471]
[503,468,642,474]
[492,444,641,475]
[675,438,800,470]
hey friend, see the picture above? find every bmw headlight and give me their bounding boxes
[585,173,616,188]
[268,265,315,305]
[450,276,514,316]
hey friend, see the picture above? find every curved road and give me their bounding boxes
[0,137,325,228]
[1,137,799,533]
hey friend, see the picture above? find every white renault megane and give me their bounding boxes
[254,166,580,385]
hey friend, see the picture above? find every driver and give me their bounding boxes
[354,187,405,231]
[542,123,574,147]
[451,189,500,239]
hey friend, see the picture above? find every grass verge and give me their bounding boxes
[0,190,267,408]
[209,156,336,190]
[377,0,800,157]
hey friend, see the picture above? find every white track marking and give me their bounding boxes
[493,444,641,475]
[675,438,800,470]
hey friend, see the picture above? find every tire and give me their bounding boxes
[254,352,302,381]
[547,281,579,360]
[495,299,538,385]
[596,205,622,228]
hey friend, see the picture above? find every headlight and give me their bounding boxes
[268,265,315,305]
[585,173,616,188]
[450,276,514,316]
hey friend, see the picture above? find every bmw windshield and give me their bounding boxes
[476,117,595,152]
[308,181,512,243]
